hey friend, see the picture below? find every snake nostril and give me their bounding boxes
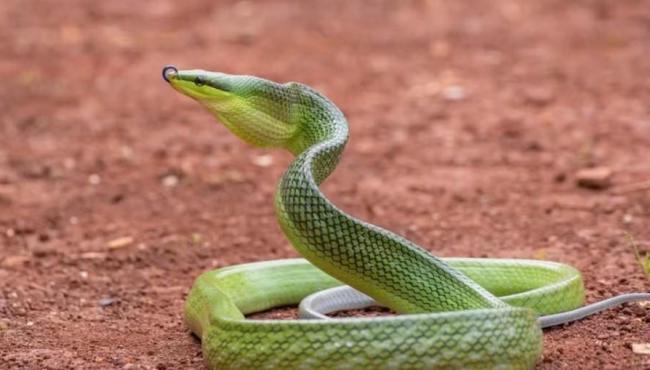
[162,65,178,83]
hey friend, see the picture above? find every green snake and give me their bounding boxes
[162,66,649,370]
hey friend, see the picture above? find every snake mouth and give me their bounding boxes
[162,65,178,83]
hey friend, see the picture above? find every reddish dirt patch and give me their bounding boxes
[1,0,649,369]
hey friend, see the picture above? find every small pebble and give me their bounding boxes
[622,214,633,224]
[575,167,612,190]
[99,297,116,307]
[161,174,179,187]
[88,174,102,185]
[252,154,274,167]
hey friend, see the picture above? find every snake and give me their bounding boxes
[162,65,650,370]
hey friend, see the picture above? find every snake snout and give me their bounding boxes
[162,65,178,83]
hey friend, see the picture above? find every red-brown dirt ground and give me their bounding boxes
[1,0,649,369]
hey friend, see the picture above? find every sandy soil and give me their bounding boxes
[1,0,649,369]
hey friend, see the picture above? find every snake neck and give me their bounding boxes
[281,82,349,163]
[276,85,505,314]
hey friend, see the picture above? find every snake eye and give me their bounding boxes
[194,76,206,86]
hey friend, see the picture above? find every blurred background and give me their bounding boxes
[1,0,649,368]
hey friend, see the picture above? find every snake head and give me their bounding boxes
[163,65,300,149]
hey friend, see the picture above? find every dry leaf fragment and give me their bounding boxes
[632,343,650,355]
[80,252,107,260]
[1,255,30,268]
[107,236,134,249]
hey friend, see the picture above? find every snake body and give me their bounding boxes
[162,66,647,370]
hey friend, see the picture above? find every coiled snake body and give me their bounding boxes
[162,66,649,370]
